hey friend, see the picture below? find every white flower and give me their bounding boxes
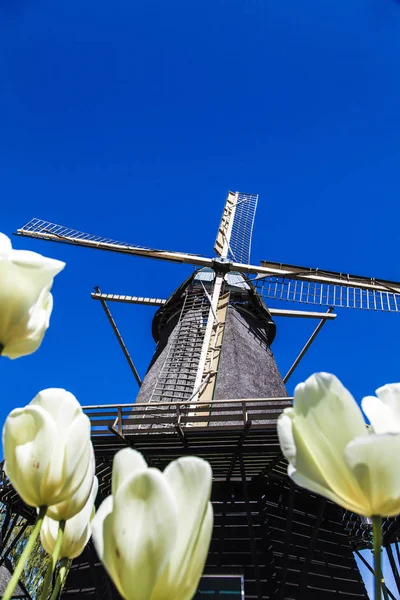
[41,477,98,560]
[3,388,94,519]
[92,449,213,600]
[0,232,64,359]
[277,373,400,517]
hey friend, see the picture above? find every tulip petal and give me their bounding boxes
[152,502,213,600]
[111,468,178,600]
[40,413,92,510]
[376,383,400,412]
[288,466,367,514]
[150,457,213,600]
[178,503,213,600]
[31,389,82,432]
[11,249,65,278]
[362,384,400,434]
[278,410,367,514]
[91,496,114,564]
[0,233,12,258]
[46,446,95,521]
[276,409,297,465]
[2,289,53,358]
[361,396,400,434]
[40,515,60,556]
[112,448,147,496]
[3,406,56,507]
[58,416,93,511]
[345,434,400,517]
[291,373,368,509]
[61,477,99,559]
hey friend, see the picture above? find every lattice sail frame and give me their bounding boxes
[16,196,400,316]
[214,192,258,264]
[254,276,400,311]
[228,192,258,264]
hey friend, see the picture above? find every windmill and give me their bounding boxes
[6,191,400,599]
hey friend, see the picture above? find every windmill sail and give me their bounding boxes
[16,218,209,266]
[255,260,400,312]
[214,191,258,263]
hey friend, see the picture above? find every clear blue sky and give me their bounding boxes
[2,1,400,595]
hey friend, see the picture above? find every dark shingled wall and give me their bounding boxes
[214,307,287,400]
[135,301,287,404]
[135,316,176,404]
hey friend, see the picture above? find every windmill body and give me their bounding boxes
[136,269,286,406]
[5,191,400,597]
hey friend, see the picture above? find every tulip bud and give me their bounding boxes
[3,388,94,519]
[0,233,65,359]
[92,449,213,600]
[41,478,98,560]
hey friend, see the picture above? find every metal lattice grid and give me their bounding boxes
[18,218,155,250]
[228,193,258,264]
[255,276,400,312]
[149,287,211,403]
[17,218,205,263]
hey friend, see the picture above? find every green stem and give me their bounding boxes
[49,558,69,600]
[3,506,47,600]
[372,515,382,600]
[40,520,65,600]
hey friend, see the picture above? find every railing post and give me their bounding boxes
[242,401,248,426]
[117,406,123,433]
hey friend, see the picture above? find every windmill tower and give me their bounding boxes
[5,191,400,598]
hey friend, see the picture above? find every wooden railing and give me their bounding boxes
[82,397,293,437]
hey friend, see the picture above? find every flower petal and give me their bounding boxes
[91,495,114,564]
[10,249,64,278]
[60,477,99,559]
[362,396,400,434]
[291,372,368,508]
[41,413,93,511]
[111,468,178,600]
[0,233,12,258]
[112,448,147,496]
[288,466,367,514]
[362,384,400,433]
[345,434,400,517]
[46,446,95,521]
[150,457,212,600]
[277,409,297,465]
[2,288,53,358]
[152,502,213,600]
[3,406,56,507]
[30,389,82,433]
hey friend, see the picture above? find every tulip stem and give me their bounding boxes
[2,506,47,600]
[372,515,382,600]
[49,557,69,600]
[40,520,65,600]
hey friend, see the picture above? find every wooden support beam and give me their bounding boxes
[239,455,263,600]
[300,499,327,594]
[280,483,294,599]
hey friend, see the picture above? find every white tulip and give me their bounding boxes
[92,449,213,600]
[0,232,65,359]
[3,388,94,519]
[41,477,98,559]
[277,372,400,517]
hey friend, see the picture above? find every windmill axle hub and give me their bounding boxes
[212,257,233,274]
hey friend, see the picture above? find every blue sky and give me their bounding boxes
[2,0,400,596]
